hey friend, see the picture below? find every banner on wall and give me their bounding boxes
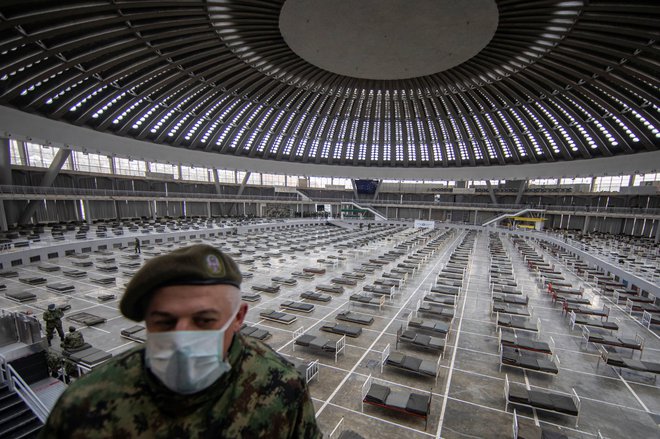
[414,220,435,229]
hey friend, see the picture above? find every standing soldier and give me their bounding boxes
[61,326,85,351]
[134,237,141,254]
[43,304,65,346]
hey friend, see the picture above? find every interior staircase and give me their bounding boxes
[0,384,43,439]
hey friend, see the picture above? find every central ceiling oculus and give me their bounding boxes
[279,0,499,80]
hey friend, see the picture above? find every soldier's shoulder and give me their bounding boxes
[240,335,298,375]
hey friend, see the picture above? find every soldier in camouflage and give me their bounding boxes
[41,244,322,438]
[61,326,85,350]
[42,304,64,346]
[45,351,63,379]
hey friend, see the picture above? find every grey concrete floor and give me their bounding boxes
[1,225,658,439]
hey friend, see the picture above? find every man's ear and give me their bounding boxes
[234,302,248,329]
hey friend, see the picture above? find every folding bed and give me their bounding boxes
[320,322,362,338]
[67,312,107,326]
[569,311,618,332]
[62,269,86,278]
[641,311,660,329]
[499,346,559,376]
[0,270,18,278]
[303,267,326,275]
[342,272,366,280]
[5,290,37,302]
[423,295,456,307]
[332,277,358,286]
[38,264,60,272]
[581,326,644,356]
[291,271,315,279]
[491,303,531,317]
[239,324,271,341]
[361,374,432,429]
[300,291,332,302]
[499,329,554,355]
[289,358,319,384]
[317,284,345,294]
[562,303,609,320]
[350,293,386,311]
[512,410,571,439]
[363,284,394,297]
[615,290,655,305]
[430,284,460,296]
[396,326,445,355]
[292,327,346,363]
[63,345,112,369]
[84,292,116,302]
[596,345,660,383]
[90,276,115,286]
[120,325,147,343]
[71,260,93,268]
[625,298,660,315]
[551,293,590,307]
[407,313,450,336]
[251,284,280,294]
[19,277,47,285]
[280,300,315,313]
[380,344,440,383]
[271,276,297,286]
[241,293,261,302]
[417,301,455,320]
[375,278,401,288]
[259,309,297,325]
[336,311,374,326]
[46,282,75,293]
[492,293,529,306]
[435,277,462,288]
[505,375,580,427]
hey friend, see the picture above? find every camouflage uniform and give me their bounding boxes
[42,308,64,344]
[46,351,63,378]
[61,330,85,350]
[40,334,322,438]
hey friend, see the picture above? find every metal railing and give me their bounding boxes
[1,184,659,216]
[0,356,49,423]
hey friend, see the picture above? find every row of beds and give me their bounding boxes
[507,235,659,438]
[360,231,478,429]
[487,235,581,439]
[290,230,462,427]
[536,242,660,381]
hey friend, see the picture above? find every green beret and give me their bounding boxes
[120,244,242,321]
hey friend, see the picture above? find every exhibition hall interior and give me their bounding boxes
[0,1,659,438]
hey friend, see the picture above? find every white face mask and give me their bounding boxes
[145,306,239,394]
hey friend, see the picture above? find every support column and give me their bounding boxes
[654,220,660,244]
[486,181,498,205]
[351,179,359,199]
[18,148,71,224]
[82,200,93,225]
[582,215,590,233]
[372,180,382,201]
[514,180,527,205]
[229,172,250,216]
[0,138,12,230]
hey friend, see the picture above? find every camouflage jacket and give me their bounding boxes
[42,308,63,324]
[40,334,322,439]
[62,331,85,350]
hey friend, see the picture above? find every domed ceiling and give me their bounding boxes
[0,0,658,176]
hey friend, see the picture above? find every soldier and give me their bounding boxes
[134,237,141,254]
[41,244,321,438]
[42,304,64,346]
[61,326,85,351]
[46,351,63,379]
